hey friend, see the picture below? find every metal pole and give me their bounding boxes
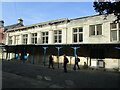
[71,47,80,70]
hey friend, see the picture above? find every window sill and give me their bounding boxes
[110,41,120,43]
[89,35,103,37]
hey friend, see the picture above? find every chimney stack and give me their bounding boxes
[18,18,23,24]
[0,20,4,29]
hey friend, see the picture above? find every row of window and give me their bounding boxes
[8,30,63,44]
[8,23,120,44]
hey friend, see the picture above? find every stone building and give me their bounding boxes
[2,14,120,71]
[0,19,24,60]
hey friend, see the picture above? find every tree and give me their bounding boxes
[93,0,120,22]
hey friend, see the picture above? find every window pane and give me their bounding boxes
[54,36,57,43]
[46,37,48,43]
[55,40,57,43]
[46,32,48,35]
[32,33,34,37]
[111,23,117,29]
[97,24,102,35]
[73,34,77,42]
[59,35,62,43]
[54,31,57,34]
[79,27,83,32]
[59,35,61,40]
[35,38,37,43]
[59,40,61,43]
[73,28,77,32]
[35,33,37,36]
[79,34,83,42]
[32,38,34,43]
[111,30,117,41]
[59,30,62,34]
[42,32,45,36]
[42,37,45,43]
[90,25,95,35]
[54,36,57,39]
[25,39,27,44]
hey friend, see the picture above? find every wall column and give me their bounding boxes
[6,33,9,45]
[37,31,42,44]
[48,30,54,44]
[19,34,23,44]
[62,28,67,44]
[28,33,31,44]
[12,35,15,45]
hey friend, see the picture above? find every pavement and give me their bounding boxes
[2,60,120,88]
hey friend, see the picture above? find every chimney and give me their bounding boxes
[0,20,4,28]
[18,18,23,24]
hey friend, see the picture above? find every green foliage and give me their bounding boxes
[93,0,120,22]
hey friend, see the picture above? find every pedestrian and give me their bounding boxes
[48,55,54,69]
[83,62,88,69]
[63,55,69,73]
[73,55,80,70]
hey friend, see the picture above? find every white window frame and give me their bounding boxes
[42,32,49,44]
[73,27,83,43]
[89,24,102,36]
[8,36,12,45]
[15,35,19,45]
[31,33,37,44]
[23,34,28,44]
[54,30,62,43]
[110,23,120,42]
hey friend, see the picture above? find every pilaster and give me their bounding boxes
[48,30,54,44]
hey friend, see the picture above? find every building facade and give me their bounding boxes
[2,14,120,71]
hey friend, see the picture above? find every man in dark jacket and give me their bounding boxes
[48,55,54,69]
[63,55,69,73]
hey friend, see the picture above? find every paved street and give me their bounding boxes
[2,60,120,88]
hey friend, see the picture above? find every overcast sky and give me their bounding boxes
[2,2,98,26]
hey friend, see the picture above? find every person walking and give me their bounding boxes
[48,55,54,69]
[73,55,80,70]
[63,55,69,73]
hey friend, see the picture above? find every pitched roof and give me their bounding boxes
[6,18,68,32]
[4,23,24,31]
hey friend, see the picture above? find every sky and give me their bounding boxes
[2,2,98,26]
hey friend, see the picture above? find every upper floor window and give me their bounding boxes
[23,34,28,44]
[15,35,19,45]
[111,23,120,41]
[73,27,83,43]
[42,32,48,44]
[89,24,102,36]
[8,36,12,44]
[111,23,117,29]
[31,33,37,44]
[54,30,62,43]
